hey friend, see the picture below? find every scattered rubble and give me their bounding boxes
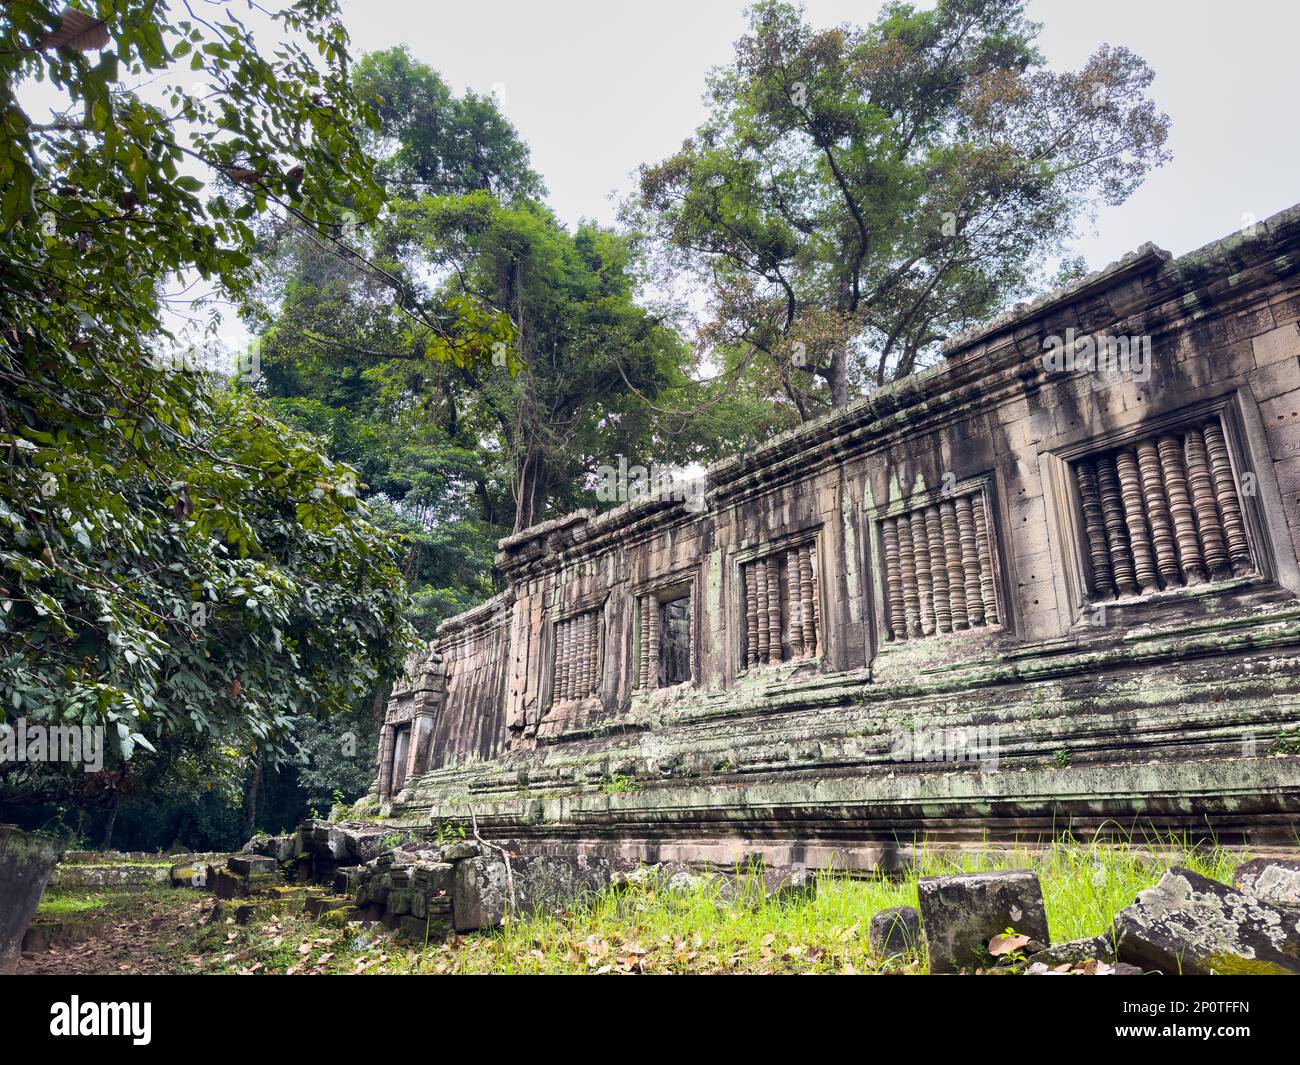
[24,811,1300,978]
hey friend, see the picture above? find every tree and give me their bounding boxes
[387,195,701,531]
[0,2,425,813]
[256,47,706,559]
[633,0,1171,415]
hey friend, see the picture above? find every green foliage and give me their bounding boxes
[432,819,467,845]
[0,2,421,811]
[179,833,1244,975]
[633,0,1172,413]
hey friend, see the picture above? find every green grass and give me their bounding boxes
[35,884,173,918]
[179,831,1247,975]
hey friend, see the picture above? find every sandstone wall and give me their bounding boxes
[369,205,1300,866]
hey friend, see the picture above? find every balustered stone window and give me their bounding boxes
[635,584,692,690]
[1069,413,1254,600]
[877,481,1001,642]
[551,608,601,705]
[739,541,819,668]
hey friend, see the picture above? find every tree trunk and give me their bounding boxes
[829,348,849,408]
[101,794,119,851]
[513,447,548,533]
[245,755,262,838]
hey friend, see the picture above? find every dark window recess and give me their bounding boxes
[390,724,411,792]
[658,596,692,687]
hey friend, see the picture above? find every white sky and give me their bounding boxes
[18,0,1298,348]
[338,0,1300,269]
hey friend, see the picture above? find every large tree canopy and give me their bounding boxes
[255,45,709,584]
[633,0,1172,416]
[0,2,424,809]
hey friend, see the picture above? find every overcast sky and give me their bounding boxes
[337,0,1299,271]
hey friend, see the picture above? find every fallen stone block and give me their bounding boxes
[869,905,921,958]
[452,853,612,932]
[242,833,299,862]
[170,862,207,888]
[228,854,277,877]
[395,914,451,943]
[917,870,1051,974]
[208,865,277,900]
[1114,866,1300,975]
[304,895,353,918]
[1233,859,1300,912]
[1026,933,1115,968]
[441,842,481,862]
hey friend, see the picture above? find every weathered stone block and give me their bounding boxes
[170,862,206,888]
[209,866,277,899]
[869,905,920,957]
[1114,867,1300,975]
[228,854,277,876]
[243,833,298,862]
[411,862,453,893]
[396,914,451,943]
[452,853,613,932]
[0,826,64,974]
[1253,323,1300,366]
[1026,933,1115,968]
[388,889,413,916]
[1233,858,1300,911]
[918,870,1050,974]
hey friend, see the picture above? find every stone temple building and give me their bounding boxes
[363,205,1300,872]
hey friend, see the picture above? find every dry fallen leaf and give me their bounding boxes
[988,933,1030,957]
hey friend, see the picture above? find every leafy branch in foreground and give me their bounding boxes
[0,2,430,805]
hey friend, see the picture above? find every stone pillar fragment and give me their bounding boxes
[748,561,759,670]
[787,547,805,656]
[765,555,783,664]
[896,518,921,638]
[911,511,935,635]
[754,559,770,664]
[643,603,659,692]
[799,544,817,657]
[1075,460,1116,599]
[924,506,951,634]
[882,518,905,640]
